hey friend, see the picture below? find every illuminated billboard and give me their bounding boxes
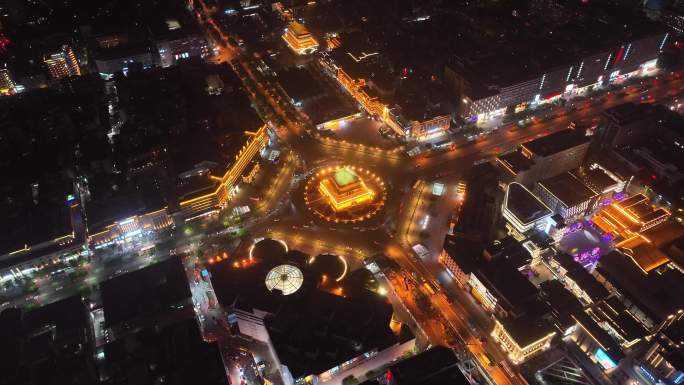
[595,348,617,370]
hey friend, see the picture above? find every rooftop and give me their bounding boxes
[442,234,484,274]
[540,280,583,331]
[596,251,684,323]
[265,289,398,379]
[566,267,610,302]
[288,21,311,37]
[484,236,532,270]
[0,191,74,256]
[500,314,555,349]
[504,182,553,225]
[573,310,625,362]
[444,1,666,89]
[327,34,384,82]
[602,102,654,125]
[334,167,359,187]
[264,264,304,296]
[388,346,468,385]
[594,297,649,344]
[618,236,671,273]
[210,259,312,314]
[476,258,539,313]
[537,172,597,208]
[114,61,262,176]
[498,150,534,175]
[93,42,155,61]
[0,297,95,384]
[522,129,589,158]
[454,163,501,241]
[86,186,166,231]
[571,166,621,194]
[662,315,684,347]
[277,67,325,102]
[103,319,227,385]
[101,256,191,328]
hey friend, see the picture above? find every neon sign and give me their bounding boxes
[595,348,617,370]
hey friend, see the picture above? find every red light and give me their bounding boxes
[614,46,625,66]
[0,35,10,53]
[651,174,657,181]
[386,369,392,382]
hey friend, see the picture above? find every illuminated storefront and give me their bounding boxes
[89,207,174,247]
[468,274,498,312]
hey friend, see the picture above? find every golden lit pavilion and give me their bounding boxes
[282,21,319,55]
[319,167,374,211]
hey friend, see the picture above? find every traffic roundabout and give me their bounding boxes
[303,164,387,224]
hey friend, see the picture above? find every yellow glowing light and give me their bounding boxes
[336,255,348,282]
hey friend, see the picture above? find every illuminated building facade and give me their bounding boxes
[569,311,625,371]
[44,45,81,80]
[282,21,319,55]
[440,234,482,288]
[0,194,85,282]
[534,172,597,219]
[88,208,174,247]
[156,35,209,67]
[0,68,16,94]
[94,45,156,78]
[502,182,553,234]
[320,45,451,141]
[179,125,269,218]
[318,167,374,211]
[640,311,684,385]
[469,258,539,318]
[491,317,556,364]
[498,129,590,186]
[520,129,590,182]
[592,193,670,243]
[446,30,669,122]
[411,115,451,140]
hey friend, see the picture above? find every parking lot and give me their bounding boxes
[320,116,400,149]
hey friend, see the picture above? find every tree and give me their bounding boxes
[342,375,359,385]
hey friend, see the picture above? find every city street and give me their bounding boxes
[3,3,681,385]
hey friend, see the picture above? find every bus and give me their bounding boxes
[480,352,496,367]
[480,353,492,367]
[423,282,436,295]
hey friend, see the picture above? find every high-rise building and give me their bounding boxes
[44,45,81,80]
[498,129,590,185]
[0,67,15,93]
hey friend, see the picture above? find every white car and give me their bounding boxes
[411,244,430,259]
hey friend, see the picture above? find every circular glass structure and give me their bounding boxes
[265,264,304,295]
[304,165,387,224]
